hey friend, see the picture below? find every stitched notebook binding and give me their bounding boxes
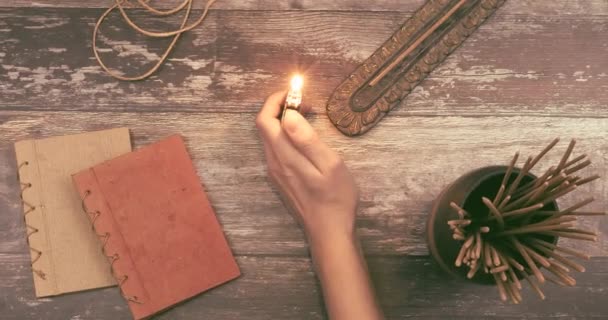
[17,161,46,280]
[81,190,143,304]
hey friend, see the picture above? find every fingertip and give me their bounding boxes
[281,109,334,171]
[257,90,288,135]
[282,109,302,136]
[282,109,318,148]
[264,90,288,108]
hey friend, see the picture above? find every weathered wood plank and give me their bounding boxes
[1,3,607,319]
[1,253,608,319]
[3,0,608,15]
[1,111,606,256]
[1,9,607,117]
[215,10,608,117]
[0,8,218,110]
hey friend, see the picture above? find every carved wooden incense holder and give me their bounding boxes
[428,139,604,303]
[326,0,505,136]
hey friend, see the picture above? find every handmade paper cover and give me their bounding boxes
[72,134,240,320]
[14,128,131,297]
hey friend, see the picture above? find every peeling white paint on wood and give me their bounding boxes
[1,111,606,257]
[1,2,607,319]
[3,0,608,15]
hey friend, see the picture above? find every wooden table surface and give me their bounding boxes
[1,1,607,319]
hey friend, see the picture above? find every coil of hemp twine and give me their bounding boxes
[93,0,217,81]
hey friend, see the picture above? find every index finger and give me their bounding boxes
[255,90,287,136]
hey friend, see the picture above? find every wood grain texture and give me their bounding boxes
[326,0,507,136]
[2,252,608,319]
[1,111,606,256]
[1,2,608,318]
[2,0,608,15]
[1,8,607,117]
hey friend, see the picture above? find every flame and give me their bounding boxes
[290,74,303,91]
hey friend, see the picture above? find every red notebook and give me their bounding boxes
[72,135,240,319]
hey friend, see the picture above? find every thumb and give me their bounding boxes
[282,109,336,172]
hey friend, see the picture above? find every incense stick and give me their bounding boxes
[475,232,482,259]
[520,271,545,300]
[504,157,533,198]
[531,166,556,189]
[503,278,519,304]
[508,268,522,290]
[529,138,560,169]
[522,245,551,268]
[484,242,493,267]
[368,0,468,86]
[545,274,569,287]
[514,166,554,198]
[524,182,550,206]
[503,183,548,211]
[528,242,586,272]
[455,244,468,267]
[500,203,544,219]
[504,256,525,271]
[492,185,506,207]
[494,152,519,205]
[494,216,576,235]
[575,174,600,187]
[490,265,509,274]
[450,202,468,219]
[499,270,508,282]
[497,195,512,211]
[482,197,505,228]
[538,184,577,206]
[493,273,508,302]
[549,259,571,274]
[539,231,598,242]
[565,159,591,175]
[555,139,576,173]
[564,154,586,168]
[527,238,591,260]
[554,228,597,236]
[510,237,544,283]
[494,222,575,237]
[545,265,576,286]
[448,219,472,226]
[453,233,466,240]
[552,197,594,218]
[467,262,481,279]
[510,281,523,303]
[445,137,601,303]
[490,245,501,267]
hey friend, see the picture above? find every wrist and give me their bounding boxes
[303,207,357,246]
[308,227,358,258]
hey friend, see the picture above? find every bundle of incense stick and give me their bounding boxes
[449,138,604,303]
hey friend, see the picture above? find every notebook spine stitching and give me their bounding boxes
[81,189,143,304]
[17,161,47,280]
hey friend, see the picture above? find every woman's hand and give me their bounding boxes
[255,91,359,245]
[256,91,384,320]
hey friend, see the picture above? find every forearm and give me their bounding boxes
[309,231,384,320]
[257,92,380,319]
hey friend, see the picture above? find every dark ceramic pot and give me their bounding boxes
[427,166,559,284]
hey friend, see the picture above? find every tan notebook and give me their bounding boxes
[14,128,132,297]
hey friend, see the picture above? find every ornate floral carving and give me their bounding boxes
[326,0,506,136]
